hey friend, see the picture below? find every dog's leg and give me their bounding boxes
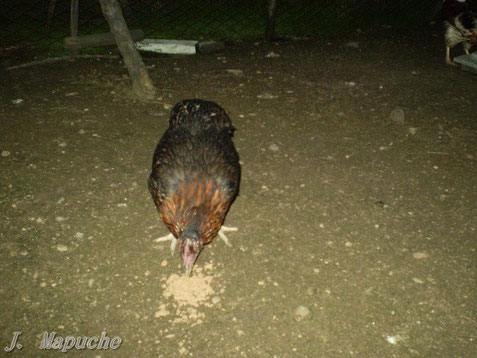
[446,46,457,66]
[463,41,472,55]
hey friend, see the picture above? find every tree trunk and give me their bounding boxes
[265,0,278,41]
[99,0,156,100]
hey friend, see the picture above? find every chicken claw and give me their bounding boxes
[218,226,238,247]
[154,233,177,256]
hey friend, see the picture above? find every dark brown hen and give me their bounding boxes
[148,99,241,272]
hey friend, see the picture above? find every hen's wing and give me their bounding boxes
[148,120,240,241]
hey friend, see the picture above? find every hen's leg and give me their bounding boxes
[154,233,177,256]
[218,226,238,247]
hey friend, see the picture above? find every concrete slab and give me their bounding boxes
[454,52,477,74]
[136,39,198,55]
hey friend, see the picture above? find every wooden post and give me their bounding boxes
[46,0,57,33]
[265,0,278,41]
[64,29,145,50]
[99,0,156,100]
[70,0,79,55]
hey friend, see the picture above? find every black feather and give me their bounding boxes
[148,99,240,215]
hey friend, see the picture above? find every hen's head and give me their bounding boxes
[179,231,203,273]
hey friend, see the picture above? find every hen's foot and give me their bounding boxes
[154,233,177,256]
[218,226,238,247]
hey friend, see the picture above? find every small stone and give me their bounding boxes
[257,93,277,99]
[12,99,23,104]
[375,200,389,208]
[75,232,84,239]
[2,151,11,157]
[409,127,417,135]
[56,245,68,252]
[55,216,66,222]
[268,143,279,152]
[226,69,243,76]
[345,241,353,247]
[265,51,280,58]
[413,252,428,259]
[212,296,221,304]
[390,108,405,123]
[151,111,166,117]
[294,306,311,321]
[306,287,316,296]
[386,336,397,345]
[78,129,86,135]
[344,41,360,48]
[163,103,172,110]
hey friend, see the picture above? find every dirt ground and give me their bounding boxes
[1,27,476,357]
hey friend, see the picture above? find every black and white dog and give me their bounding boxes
[442,0,477,65]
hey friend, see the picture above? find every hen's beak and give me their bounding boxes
[181,239,201,274]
